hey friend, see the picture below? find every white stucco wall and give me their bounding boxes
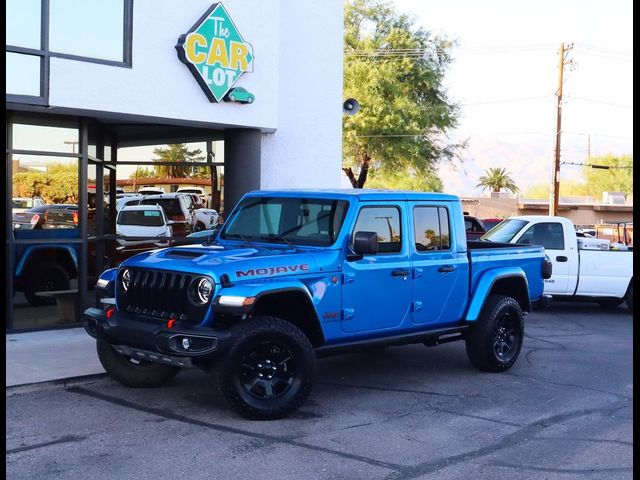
[47,0,344,189]
[260,0,344,189]
[49,0,280,129]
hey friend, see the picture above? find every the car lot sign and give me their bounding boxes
[176,3,254,103]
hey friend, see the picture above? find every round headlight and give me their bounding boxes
[121,269,131,291]
[193,277,213,304]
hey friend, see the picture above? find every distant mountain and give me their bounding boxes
[438,134,632,197]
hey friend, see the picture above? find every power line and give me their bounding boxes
[562,131,634,140]
[572,43,632,56]
[564,96,633,109]
[560,161,633,169]
[459,95,554,106]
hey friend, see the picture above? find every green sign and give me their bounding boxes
[176,3,254,103]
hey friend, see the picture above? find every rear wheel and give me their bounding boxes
[466,295,524,372]
[626,283,633,313]
[96,340,180,387]
[214,316,316,420]
[24,263,70,307]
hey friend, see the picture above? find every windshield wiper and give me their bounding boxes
[223,233,252,244]
[266,233,293,246]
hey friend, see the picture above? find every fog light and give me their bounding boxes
[182,338,191,350]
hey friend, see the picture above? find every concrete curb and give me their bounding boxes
[6,373,109,395]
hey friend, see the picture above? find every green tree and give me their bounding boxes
[523,155,632,200]
[582,154,633,197]
[476,167,520,194]
[12,163,79,203]
[152,144,205,178]
[129,166,155,180]
[342,0,462,188]
[365,166,443,191]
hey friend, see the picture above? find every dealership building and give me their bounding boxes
[6,0,344,331]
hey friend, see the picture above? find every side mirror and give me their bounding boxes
[353,231,379,255]
[211,224,223,237]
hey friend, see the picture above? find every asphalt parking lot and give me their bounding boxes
[6,301,633,480]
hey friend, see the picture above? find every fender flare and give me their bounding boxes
[16,245,78,278]
[465,267,530,322]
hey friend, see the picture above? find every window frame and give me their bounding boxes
[413,205,453,254]
[519,222,566,250]
[6,0,134,105]
[351,204,403,255]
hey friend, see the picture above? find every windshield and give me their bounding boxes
[221,197,349,246]
[480,219,528,243]
[117,210,165,226]
[140,199,183,217]
[13,199,33,209]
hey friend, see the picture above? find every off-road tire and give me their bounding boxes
[214,316,316,420]
[96,340,180,387]
[24,263,70,307]
[465,295,524,372]
[626,282,633,313]
[194,222,206,232]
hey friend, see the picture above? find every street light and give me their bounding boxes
[64,140,79,154]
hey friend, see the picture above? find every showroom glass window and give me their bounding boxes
[6,0,133,104]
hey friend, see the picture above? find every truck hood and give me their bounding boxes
[120,243,340,283]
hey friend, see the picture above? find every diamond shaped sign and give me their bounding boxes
[176,3,254,103]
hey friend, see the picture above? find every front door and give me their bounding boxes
[514,221,573,294]
[341,204,412,333]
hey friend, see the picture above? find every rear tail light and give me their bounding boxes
[30,213,40,225]
[72,211,79,225]
[45,211,49,221]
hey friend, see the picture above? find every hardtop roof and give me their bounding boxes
[244,189,460,202]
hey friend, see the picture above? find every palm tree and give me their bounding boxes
[152,144,205,178]
[476,167,520,194]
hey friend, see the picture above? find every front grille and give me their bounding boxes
[117,268,212,325]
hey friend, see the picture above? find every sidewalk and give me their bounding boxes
[6,328,105,388]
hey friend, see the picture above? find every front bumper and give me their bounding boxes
[83,307,233,366]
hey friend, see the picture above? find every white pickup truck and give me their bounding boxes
[482,215,633,312]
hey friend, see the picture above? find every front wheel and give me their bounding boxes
[465,295,524,372]
[24,263,70,307]
[626,283,633,313]
[214,316,316,420]
[96,340,180,387]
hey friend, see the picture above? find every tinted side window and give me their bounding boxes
[353,206,402,253]
[519,222,565,250]
[414,206,451,251]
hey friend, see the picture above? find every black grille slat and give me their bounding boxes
[119,268,211,325]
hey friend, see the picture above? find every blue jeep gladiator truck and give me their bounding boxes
[84,190,551,419]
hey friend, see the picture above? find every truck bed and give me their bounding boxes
[467,240,546,305]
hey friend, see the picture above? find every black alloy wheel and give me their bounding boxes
[492,312,520,364]
[215,316,316,420]
[238,341,296,400]
[466,294,524,372]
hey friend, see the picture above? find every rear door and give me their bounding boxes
[513,221,577,295]
[411,203,468,325]
[341,203,413,333]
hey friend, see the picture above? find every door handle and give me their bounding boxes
[438,265,455,273]
[391,269,410,277]
[556,256,568,262]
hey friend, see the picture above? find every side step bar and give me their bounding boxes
[315,325,469,358]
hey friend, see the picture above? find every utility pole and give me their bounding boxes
[550,42,573,216]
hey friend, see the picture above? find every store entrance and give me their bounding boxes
[7,112,226,332]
